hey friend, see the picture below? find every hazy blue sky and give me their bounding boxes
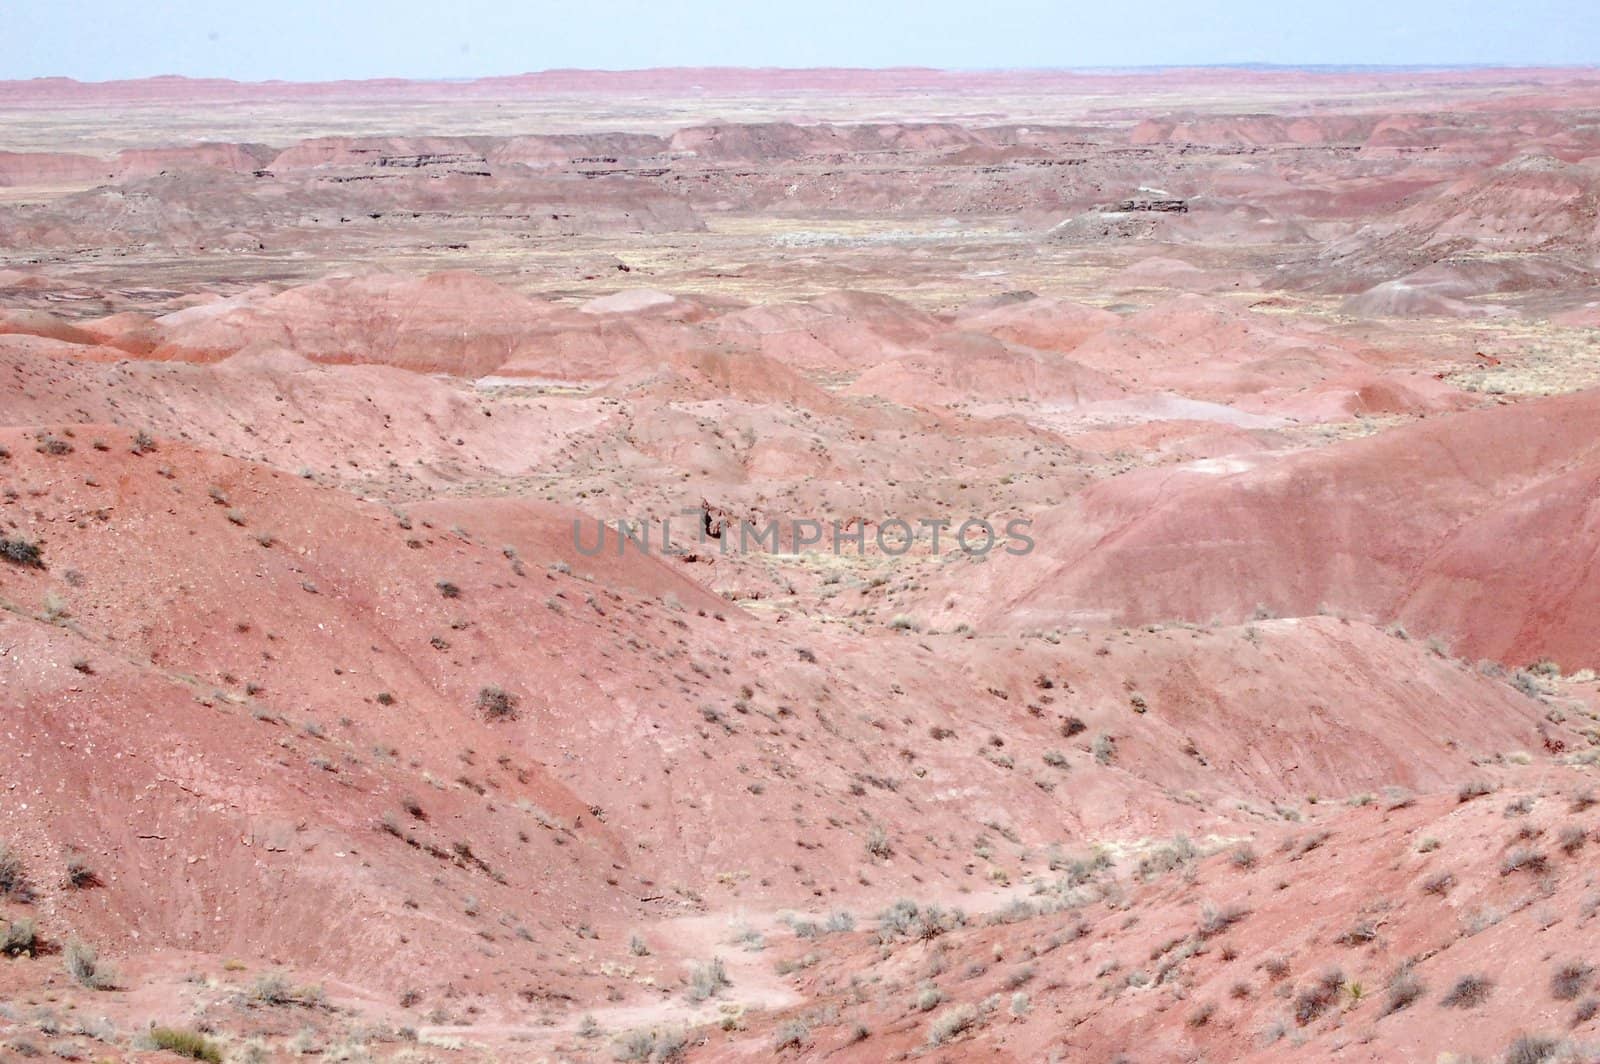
[3,0,1597,81]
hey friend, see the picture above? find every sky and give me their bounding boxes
[3,0,1598,82]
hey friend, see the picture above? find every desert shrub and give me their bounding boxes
[1137,835,1197,879]
[0,537,43,569]
[2,918,36,957]
[1056,849,1111,885]
[1503,1035,1561,1064]
[1092,734,1115,764]
[246,973,290,1007]
[628,933,650,957]
[1293,968,1344,1025]
[1293,830,1330,855]
[1335,921,1377,946]
[877,899,962,942]
[249,972,311,1005]
[1199,903,1250,938]
[878,898,919,937]
[1422,871,1456,895]
[1510,670,1546,699]
[1502,846,1549,876]
[981,747,1014,769]
[916,985,943,1011]
[773,952,822,975]
[865,825,892,858]
[1383,787,1416,809]
[927,1003,979,1045]
[652,1029,687,1061]
[1042,749,1069,768]
[612,1029,655,1061]
[64,860,97,889]
[1442,974,1492,1009]
[824,910,855,934]
[63,941,115,990]
[435,580,461,598]
[773,1020,808,1050]
[1458,779,1493,802]
[1383,966,1424,1015]
[986,898,1038,926]
[0,844,32,900]
[1559,825,1588,855]
[476,686,519,721]
[148,1028,222,1063]
[1552,962,1592,1001]
[686,957,730,1002]
[1231,844,1257,869]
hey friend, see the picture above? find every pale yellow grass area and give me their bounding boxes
[1446,321,1600,397]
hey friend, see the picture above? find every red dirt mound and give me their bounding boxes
[951,296,1120,352]
[0,332,598,489]
[1066,294,1372,404]
[1394,154,1600,251]
[146,272,560,374]
[978,389,1600,667]
[1341,279,1512,318]
[847,331,1126,409]
[709,291,941,374]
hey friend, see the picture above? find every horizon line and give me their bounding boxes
[6,61,1600,90]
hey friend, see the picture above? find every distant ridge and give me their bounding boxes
[2,64,1594,104]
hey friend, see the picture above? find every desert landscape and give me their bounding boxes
[2,63,1600,1062]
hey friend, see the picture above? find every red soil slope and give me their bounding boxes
[981,389,1600,668]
